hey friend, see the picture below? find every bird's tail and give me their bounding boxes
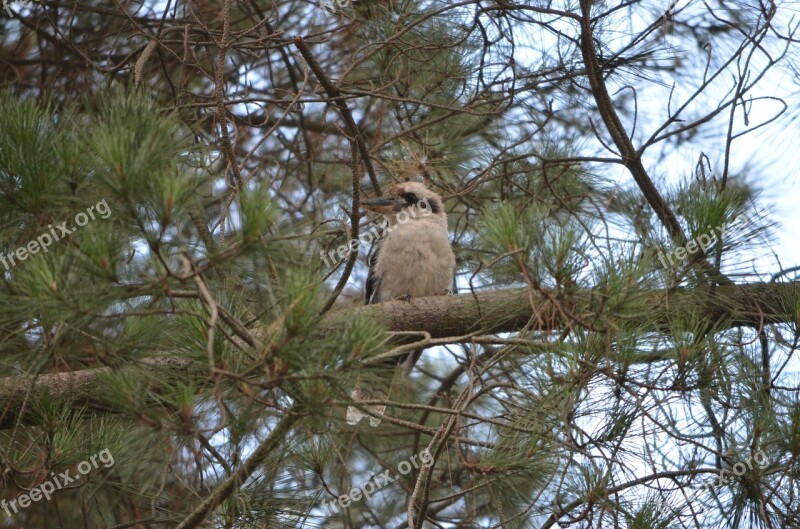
[346,348,422,427]
[346,382,387,427]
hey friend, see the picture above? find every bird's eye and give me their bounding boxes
[404,193,418,203]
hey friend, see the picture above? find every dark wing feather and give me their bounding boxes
[365,241,381,305]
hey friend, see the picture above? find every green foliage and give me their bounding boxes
[0,91,393,527]
[1,0,799,526]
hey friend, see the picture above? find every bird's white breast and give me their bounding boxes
[373,217,455,302]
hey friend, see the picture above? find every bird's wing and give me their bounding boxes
[365,240,382,305]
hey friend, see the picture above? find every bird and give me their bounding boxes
[346,181,456,426]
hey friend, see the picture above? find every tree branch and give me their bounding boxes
[175,410,301,529]
[293,36,382,196]
[1,282,798,428]
[577,1,734,286]
[577,0,683,241]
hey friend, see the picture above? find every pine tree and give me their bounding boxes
[1,1,800,528]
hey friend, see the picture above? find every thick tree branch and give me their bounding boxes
[0,356,207,429]
[1,282,798,428]
[325,281,800,338]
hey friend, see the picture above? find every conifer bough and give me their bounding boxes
[1,281,798,428]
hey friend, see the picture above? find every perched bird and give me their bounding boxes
[346,181,456,426]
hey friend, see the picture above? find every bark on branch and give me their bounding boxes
[1,282,798,428]
[330,282,800,338]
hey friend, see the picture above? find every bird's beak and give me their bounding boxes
[361,197,398,215]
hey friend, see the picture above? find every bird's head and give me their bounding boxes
[360,182,444,221]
